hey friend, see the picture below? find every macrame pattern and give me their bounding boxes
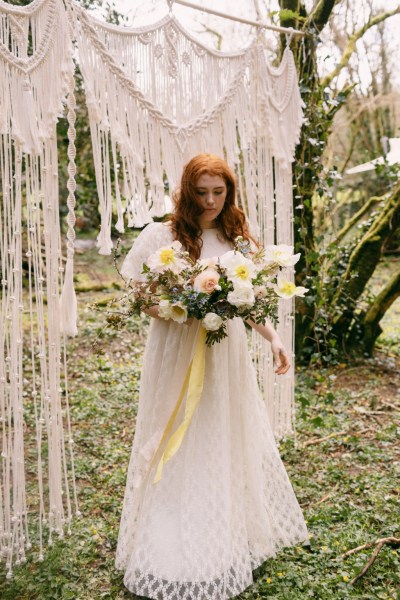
[0,0,79,578]
[0,0,305,575]
[73,2,304,439]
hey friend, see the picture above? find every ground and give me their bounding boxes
[0,239,399,600]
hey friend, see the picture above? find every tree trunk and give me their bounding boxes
[332,196,382,245]
[331,183,400,341]
[357,269,400,354]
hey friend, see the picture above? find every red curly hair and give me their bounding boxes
[167,154,258,260]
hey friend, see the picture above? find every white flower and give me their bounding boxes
[158,299,188,323]
[253,285,268,299]
[202,312,223,331]
[199,256,218,269]
[273,276,308,298]
[219,251,258,288]
[227,286,255,308]
[264,244,300,267]
[147,241,186,274]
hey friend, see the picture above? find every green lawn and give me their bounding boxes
[0,244,399,599]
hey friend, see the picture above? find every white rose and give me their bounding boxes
[253,285,268,299]
[227,287,255,308]
[158,299,188,323]
[202,313,223,331]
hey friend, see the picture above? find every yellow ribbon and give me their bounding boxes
[152,325,207,484]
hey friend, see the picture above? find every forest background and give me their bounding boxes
[0,0,399,598]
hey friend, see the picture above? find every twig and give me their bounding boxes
[301,485,338,508]
[380,399,399,411]
[342,536,400,585]
[313,492,333,506]
[303,430,347,447]
[353,407,390,416]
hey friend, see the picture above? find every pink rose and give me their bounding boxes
[193,269,220,294]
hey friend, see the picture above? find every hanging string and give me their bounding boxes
[73,3,304,440]
[60,67,78,336]
[0,0,78,576]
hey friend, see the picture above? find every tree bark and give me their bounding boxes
[332,195,382,245]
[331,183,400,338]
[358,269,400,354]
[304,0,336,33]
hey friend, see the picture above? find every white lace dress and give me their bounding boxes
[115,222,309,600]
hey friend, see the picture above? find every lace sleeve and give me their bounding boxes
[120,222,172,282]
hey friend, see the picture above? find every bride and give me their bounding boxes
[115,153,309,599]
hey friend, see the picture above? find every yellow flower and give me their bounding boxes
[159,248,175,265]
[234,264,250,280]
[147,241,185,274]
[273,276,308,298]
[219,250,257,287]
[277,572,284,577]
[158,300,188,324]
[342,575,349,582]
[266,577,272,584]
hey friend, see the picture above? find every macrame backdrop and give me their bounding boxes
[0,0,304,575]
[73,3,304,435]
[0,0,79,578]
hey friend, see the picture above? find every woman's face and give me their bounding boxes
[194,173,227,229]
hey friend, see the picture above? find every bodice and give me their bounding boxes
[199,228,234,259]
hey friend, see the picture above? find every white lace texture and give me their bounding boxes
[115,225,309,600]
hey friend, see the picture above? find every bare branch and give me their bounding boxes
[303,430,347,447]
[342,537,400,585]
[200,25,223,51]
[322,7,400,88]
[331,195,383,245]
[304,0,336,33]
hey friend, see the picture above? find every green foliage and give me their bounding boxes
[289,5,399,365]
[268,9,306,24]
[1,271,398,598]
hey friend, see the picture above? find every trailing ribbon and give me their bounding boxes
[152,325,207,484]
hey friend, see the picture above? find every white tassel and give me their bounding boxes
[96,229,114,255]
[60,256,78,336]
[13,78,42,155]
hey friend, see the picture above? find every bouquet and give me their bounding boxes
[126,236,308,347]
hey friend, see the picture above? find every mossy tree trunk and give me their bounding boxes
[357,270,400,355]
[279,0,339,357]
[277,0,400,361]
[331,184,400,347]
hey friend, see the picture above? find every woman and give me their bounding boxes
[115,154,309,599]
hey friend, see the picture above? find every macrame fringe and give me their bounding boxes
[0,0,305,575]
[0,0,79,577]
[73,4,304,441]
[60,255,78,336]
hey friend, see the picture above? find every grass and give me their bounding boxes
[0,242,399,599]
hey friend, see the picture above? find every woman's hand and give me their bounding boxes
[244,319,291,374]
[271,337,291,375]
